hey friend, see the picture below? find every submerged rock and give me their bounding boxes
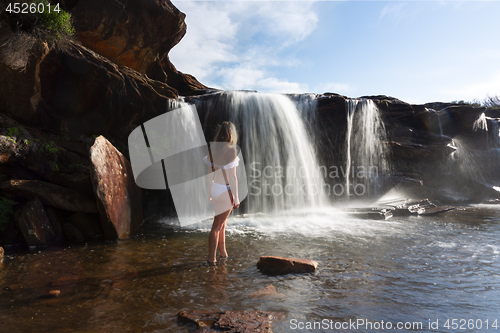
[178,310,283,333]
[257,256,318,275]
[248,284,286,301]
[90,136,143,239]
[345,208,393,220]
[391,199,454,216]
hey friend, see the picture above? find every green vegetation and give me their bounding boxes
[2,127,20,144]
[41,140,59,154]
[6,127,20,138]
[0,197,17,232]
[6,0,75,38]
[33,0,75,38]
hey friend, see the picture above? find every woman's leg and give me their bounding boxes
[208,205,232,263]
[218,220,228,258]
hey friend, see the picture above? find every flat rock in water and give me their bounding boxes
[346,208,393,220]
[90,136,143,239]
[257,256,318,275]
[417,206,454,216]
[178,310,283,332]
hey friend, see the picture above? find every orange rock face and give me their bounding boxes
[90,136,143,239]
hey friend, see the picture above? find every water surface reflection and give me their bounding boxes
[1,205,499,332]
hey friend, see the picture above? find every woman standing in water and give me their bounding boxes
[204,122,241,265]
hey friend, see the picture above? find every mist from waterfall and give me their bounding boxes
[345,99,390,198]
[196,91,327,214]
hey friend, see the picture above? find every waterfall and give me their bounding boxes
[491,119,500,149]
[426,107,443,135]
[192,91,327,213]
[345,99,390,198]
[473,113,488,132]
[437,110,443,136]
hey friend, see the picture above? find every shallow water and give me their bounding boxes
[1,205,500,332]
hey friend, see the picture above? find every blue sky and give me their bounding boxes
[169,1,500,104]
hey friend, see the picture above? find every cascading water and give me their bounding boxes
[427,107,443,135]
[345,99,390,199]
[491,118,500,149]
[192,91,327,214]
[473,113,488,132]
[449,113,500,192]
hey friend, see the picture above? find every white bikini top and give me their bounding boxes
[203,155,240,170]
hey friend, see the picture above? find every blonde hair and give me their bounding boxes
[213,121,238,144]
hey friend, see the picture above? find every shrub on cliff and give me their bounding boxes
[34,0,75,37]
[0,0,75,71]
[2,0,74,37]
[483,95,500,108]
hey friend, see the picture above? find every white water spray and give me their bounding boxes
[198,91,327,213]
[345,99,390,198]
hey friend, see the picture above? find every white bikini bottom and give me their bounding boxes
[211,182,231,201]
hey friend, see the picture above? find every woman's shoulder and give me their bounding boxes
[222,145,238,160]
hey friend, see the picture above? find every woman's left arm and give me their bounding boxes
[229,166,239,208]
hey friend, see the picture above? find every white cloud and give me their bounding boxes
[219,65,265,90]
[169,2,239,80]
[257,77,307,94]
[443,71,500,101]
[169,1,318,93]
[316,82,355,95]
[379,2,409,23]
[254,2,318,44]
[218,65,308,93]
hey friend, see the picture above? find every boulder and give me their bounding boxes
[90,136,143,239]
[178,310,282,333]
[0,114,93,195]
[162,55,208,96]
[0,246,4,258]
[257,256,318,275]
[45,207,63,241]
[65,0,207,94]
[62,223,85,242]
[0,179,97,213]
[14,198,56,247]
[67,212,104,239]
[0,32,177,141]
[37,42,177,139]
